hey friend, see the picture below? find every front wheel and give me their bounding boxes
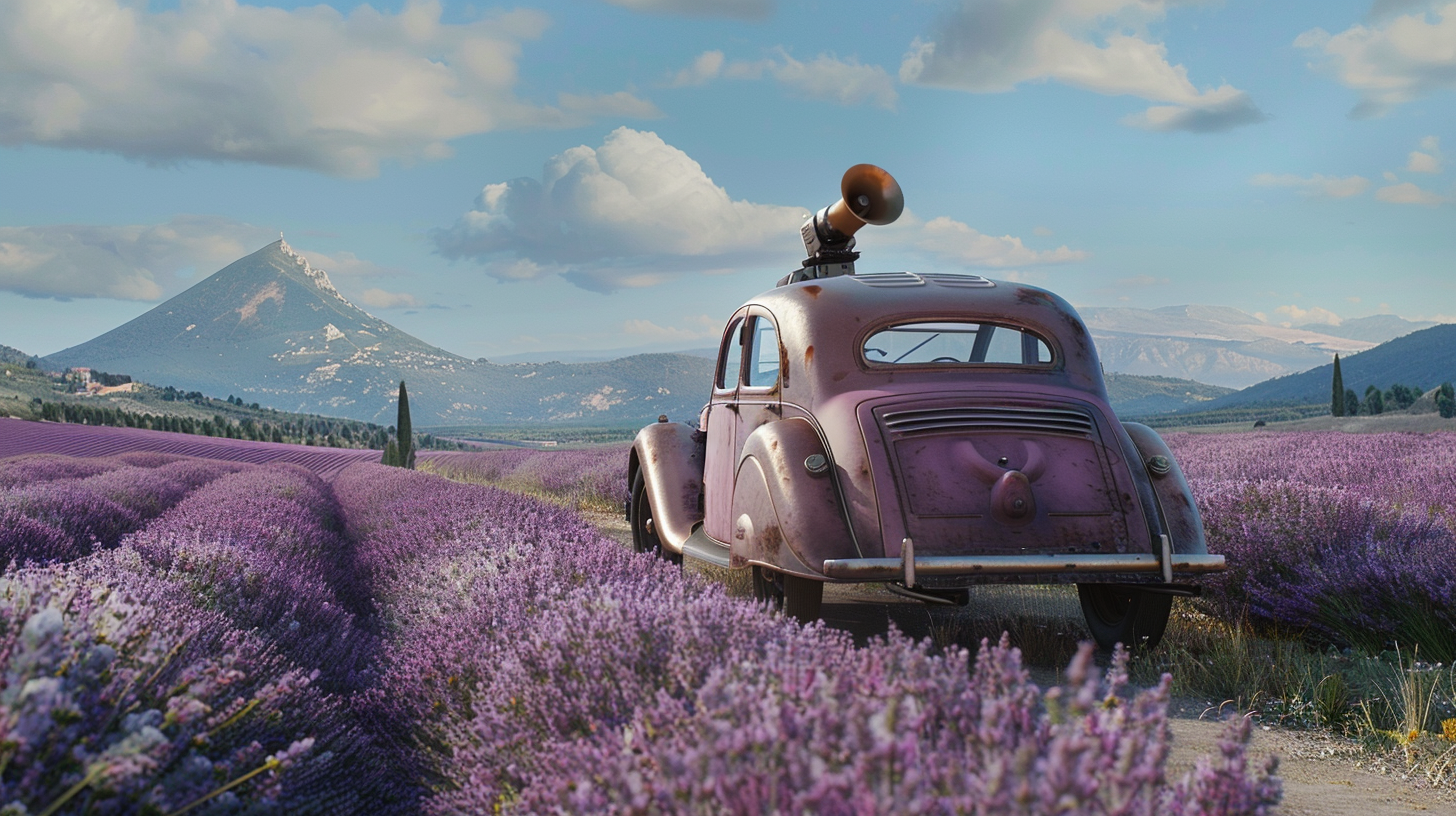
[752,566,823,623]
[1078,584,1172,652]
[630,471,682,567]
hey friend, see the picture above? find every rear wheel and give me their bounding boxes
[1078,584,1172,652]
[630,471,682,567]
[752,566,823,623]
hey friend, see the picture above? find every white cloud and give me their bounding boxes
[672,51,726,86]
[1032,225,1054,236]
[623,315,719,341]
[1384,170,1401,181]
[1375,181,1450,205]
[600,0,772,19]
[673,49,897,109]
[1274,304,1342,326]
[0,0,657,177]
[881,213,1090,268]
[1295,3,1456,118]
[1250,173,1371,198]
[358,288,423,309]
[433,128,807,292]
[0,216,274,301]
[1406,135,1444,172]
[900,0,1264,132]
[434,128,1081,292]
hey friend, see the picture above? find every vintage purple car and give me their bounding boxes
[627,166,1224,650]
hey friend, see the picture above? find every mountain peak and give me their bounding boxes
[273,238,351,309]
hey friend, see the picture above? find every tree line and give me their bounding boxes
[1330,354,1456,418]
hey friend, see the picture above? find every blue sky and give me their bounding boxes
[2,0,1453,360]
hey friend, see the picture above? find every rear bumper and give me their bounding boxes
[821,551,1226,581]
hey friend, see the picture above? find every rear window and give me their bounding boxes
[862,321,1052,366]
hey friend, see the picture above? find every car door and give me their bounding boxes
[702,314,745,544]
[734,312,783,474]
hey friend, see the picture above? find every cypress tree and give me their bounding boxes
[1439,383,1455,419]
[382,438,399,466]
[396,381,415,469]
[1331,354,1344,416]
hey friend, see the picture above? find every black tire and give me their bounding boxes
[630,471,682,566]
[752,566,823,623]
[1078,584,1172,652]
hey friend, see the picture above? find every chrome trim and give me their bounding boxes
[821,552,1226,581]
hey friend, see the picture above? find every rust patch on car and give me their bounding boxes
[761,523,783,558]
[804,345,814,366]
[803,285,822,298]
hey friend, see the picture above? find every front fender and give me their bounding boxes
[1121,422,1208,556]
[730,417,853,578]
[629,422,704,555]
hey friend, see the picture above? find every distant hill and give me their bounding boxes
[492,344,717,364]
[44,241,713,425]
[1190,323,1456,412]
[1104,373,1234,416]
[1078,305,1430,389]
[0,344,37,367]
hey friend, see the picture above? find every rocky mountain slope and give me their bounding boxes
[44,241,712,425]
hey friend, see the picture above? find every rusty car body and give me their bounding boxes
[626,166,1224,650]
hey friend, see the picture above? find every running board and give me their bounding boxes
[681,525,732,568]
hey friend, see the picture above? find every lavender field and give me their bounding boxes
[0,427,1282,814]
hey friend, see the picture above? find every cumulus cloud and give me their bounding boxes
[1250,173,1371,198]
[1295,3,1456,118]
[900,0,1264,132]
[600,0,772,19]
[1407,135,1444,173]
[434,128,1083,292]
[0,0,657,177]
[358,288,423,309]
[1275,304,1343,326]
[0,216,275,300]
[884,214,1090,267]
[672,49,897,108]
[1375,181,1449,205]
[433,128,807,292]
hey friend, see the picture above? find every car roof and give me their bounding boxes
[735,271,1107,398]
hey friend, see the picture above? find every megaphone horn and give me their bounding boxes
[823,164,904,238]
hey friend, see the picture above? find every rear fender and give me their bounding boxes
[730,417,852,578]
[629,422,705,555]
[1121,422,1208,555]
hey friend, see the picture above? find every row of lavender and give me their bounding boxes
[420,444,630,511]
[0,453,413,813]
[2,446,1280,813]
[1165,432,1456,662]
[423,431,1456,663]
[333,461,1279,814]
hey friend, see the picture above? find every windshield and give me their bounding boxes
[862,321,1052,366]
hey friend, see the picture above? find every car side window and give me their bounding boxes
[745,318,779,388]
[716,317,744,390]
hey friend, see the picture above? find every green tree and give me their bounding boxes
[382,438,399,466]
[1364,385,1384,415]
[1331,354,1344,416]
[1438,383,1456,419]
[1344,388,1360,417]
[395,381,415,469]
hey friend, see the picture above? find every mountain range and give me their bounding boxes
[1078,305,1433,389]
[43,241,713,426]
[1189,323,1456,413]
